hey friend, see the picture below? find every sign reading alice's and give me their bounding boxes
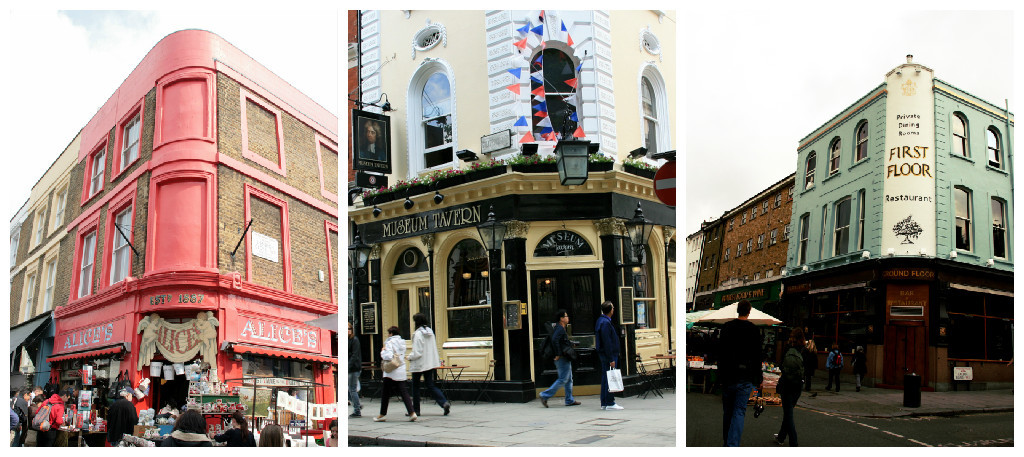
[238,318,319,351]
[381,205,482,239]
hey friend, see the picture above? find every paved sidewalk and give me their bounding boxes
[348,392,677,446]
[796,386,1013,418]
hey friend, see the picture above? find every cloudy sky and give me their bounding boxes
[2,9,338,220]
[683,9,1015,235]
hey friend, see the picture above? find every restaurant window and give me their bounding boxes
[828,137,841,175]
[409,61,456,173]
[855,121,869,162]
[446,239,491,338]
[991,198,1007,259]
[804,152,816,189]
[834,197,851,256]
[78,231,97,297]
[947,291,1013,361]
[798,213,809,264]
[954,186,972,251]
[633,245,657,329]
[857,190,866,250]
[952,113,968,157]
[396,290,412,340]
[987,127,1002,168]
[531,48,579,140]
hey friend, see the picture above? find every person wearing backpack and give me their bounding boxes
[538,309,581,408]
[825,344,844,392]
[772,328,805,446]
[34,387,72,447]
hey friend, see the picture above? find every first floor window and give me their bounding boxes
[834,197,852,256]
[798,214,810,264]
[90,150,105,195]
[110,207,133,284]
[79,232,97,297]
[992,198,1007,258]
[24,274,36,321]
[43,259,56,311]
[955,187,972,251]
[447,239,491,338]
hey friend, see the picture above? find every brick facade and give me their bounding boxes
[719,175,795,285]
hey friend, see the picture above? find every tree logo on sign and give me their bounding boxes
[893,215,923,244]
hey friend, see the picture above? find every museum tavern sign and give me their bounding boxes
[378,204,483,239]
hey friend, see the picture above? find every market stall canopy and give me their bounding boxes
[695,302,782,326]
[685,310,713,329]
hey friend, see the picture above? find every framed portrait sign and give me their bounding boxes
[503,300,522,330]
[352,109,392,174]
[360,302,379,335]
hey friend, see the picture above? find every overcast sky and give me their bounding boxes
[683,9,1014,235]
[2,9,338,221]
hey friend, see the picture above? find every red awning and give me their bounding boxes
[230,344,336,364]
[47,345,124,363]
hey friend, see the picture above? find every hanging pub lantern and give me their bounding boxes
[348,229,372,270]
[476,205,507,252]
[554,139,592,186]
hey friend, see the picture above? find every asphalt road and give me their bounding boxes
[686,392,1014,447]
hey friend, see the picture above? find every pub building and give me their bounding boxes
[781,56,1013,391]
[348,10,677,401]
[42,29,339,432]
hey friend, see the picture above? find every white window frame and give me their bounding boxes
[952,113,968,157]
[855,121,869,162]
[857,190,866,250]
[639,65,671,156]
[10,231,20,267]
[987,128,1002,168]
[407,59,458,176]
[120,113,141,170]
[834,197,852,256]
[829,138,842,175]
[954,186,972,252]
[757,234,765,249]
[723,248,730,262]
[24,273,36,322]
[43,257,57,312]
[798,214,809,265]
[784,224,791,241]
[90,149,105,195]
[52,187,67,229]
[746,239,752,254]
[819,205,829,260]
[34,211,45,246]
[805,152,816,189]
[79,232,97,297]
[992,198,1007,259]
[770,228,778,245]
[110,207,133,284]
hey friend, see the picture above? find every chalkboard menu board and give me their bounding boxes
[618,287,635,325]
[503,300,522,330]
[360,302,378,335]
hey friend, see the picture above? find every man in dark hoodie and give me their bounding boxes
[718,300,763,447]
[161,409,213,447]
[107,388,138,446]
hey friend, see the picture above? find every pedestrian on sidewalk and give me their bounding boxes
[718,299,763,447]
[375,326,417,422]
[852,346,867,392]
[348,321,363,418]
[596,301,624,411]
[11,388,29,447]
[825,344,844,392]
[539,309,581,408]
[773,328,804,447]
[409,313,452,416]
[106,388,138,446]
[802,339,818,392]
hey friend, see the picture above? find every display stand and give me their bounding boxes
[188,381,242,441]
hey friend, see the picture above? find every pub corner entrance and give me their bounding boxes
[530,268,602,388]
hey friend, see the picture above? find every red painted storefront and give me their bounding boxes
[46,30,338,421]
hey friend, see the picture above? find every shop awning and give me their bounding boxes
[47,344,126,363]
[10,314,51,357]
[229,343,337,364]
[950,283,1013,297]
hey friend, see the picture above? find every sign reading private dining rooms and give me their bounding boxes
[534,230,593,257]
[381,205,482,239]
[882,58,936,256]
[238,318,319,351]
[251,231,279,262]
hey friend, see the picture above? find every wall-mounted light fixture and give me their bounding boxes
[433,191,444,204]
[456,149,479,162]
[372,205,382,217]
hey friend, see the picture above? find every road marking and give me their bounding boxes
[908,439,933,447]
[858,423,879,430]
[882,431,904,438]
[805,406,932,446]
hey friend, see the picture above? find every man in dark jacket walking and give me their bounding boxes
[11,388,29,446]
[539,309,581,407]
[348,321,362,418]
[595,301,623,411]
[107,388,138,446]
[718,300,763,446]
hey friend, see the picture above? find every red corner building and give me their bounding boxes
[48,30,339,420]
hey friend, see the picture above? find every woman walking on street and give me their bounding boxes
[375,326,417,422]
[539,309,580,407]
[802,338,817,392]
[853,346,868,392]
[773,328,805,446]
[409,313,452,416]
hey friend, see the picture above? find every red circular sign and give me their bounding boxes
[653,160,676,207]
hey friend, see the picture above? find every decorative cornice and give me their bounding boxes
[370,243,382,260]
[594,217,626,237]
[504,220,530,239]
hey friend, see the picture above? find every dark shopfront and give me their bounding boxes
[351,186,677,402]
[780,257,1013,391]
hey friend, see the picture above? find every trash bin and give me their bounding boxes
[903,373,921,408]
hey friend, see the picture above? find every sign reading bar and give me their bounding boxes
[618,287,635,325]
[360,302,379,335]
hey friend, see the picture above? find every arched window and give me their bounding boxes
[641,77,658,154]
[952,113,968,157]
[829,138,841,175]
[408,61,456,174]
[987,127,1002,168]
[804,152,816,189]
[446,239,491,338]
[531,48,579,139]
[855,122,869,162]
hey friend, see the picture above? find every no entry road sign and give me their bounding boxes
[654,160,676,207]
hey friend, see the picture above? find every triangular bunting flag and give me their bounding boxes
[514,38,529,49]
[544,131,559,141]
[536,117,553,128]
[531,86,545,97]
[517,23,531,35]
[569,112,579,122]
[573,126,585,138]
[539,10,545,22]
[507,68,522,79]
[564,78,577,88]
[534,54,543,65]
[506,84,521,95]
[514,116,529,127]
[561,20,567,32]
[567,33,574,47]
[531,24,544,36]
[564,93,578,106]
[534,110,548,118]
[540,127,554,134]
[576,62,583,73]
[533,101,547,112]
[519,132,535,143]
[531,75,543,85]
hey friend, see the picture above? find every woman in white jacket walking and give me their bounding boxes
[408,313,452,416]
[375,326,416,422]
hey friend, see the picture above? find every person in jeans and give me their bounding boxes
[539,309,581,408]
[852,346,868,392]
[773,328,805,446]
[374,326,416,422]
[408,313,452,416]
[348,322,362,418]
[825,343,844,392]
[595,301,623,411]
[718,300,763,447]
[802,339,818,392]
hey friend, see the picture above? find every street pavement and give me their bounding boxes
[686,385,1014,447]
[348,391,677,446]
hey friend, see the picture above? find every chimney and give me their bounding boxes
[906,54,913,63]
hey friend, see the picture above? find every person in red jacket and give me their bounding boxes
[36,387,73,447]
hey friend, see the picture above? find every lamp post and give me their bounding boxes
[625,201,655,261]
[476,205,511,380]
[347,227,372,322]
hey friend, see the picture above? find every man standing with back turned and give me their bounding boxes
[719,300,763,446]
[595,301,624,411]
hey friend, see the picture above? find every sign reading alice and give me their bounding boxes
[137,312,219,371]
[237,318,320,352]
[59,318,125,352]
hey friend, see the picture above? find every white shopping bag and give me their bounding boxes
[606,368,624,392]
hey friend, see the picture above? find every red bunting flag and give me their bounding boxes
[506,84,521,95]
[543,131,558,141]
[573,126,585,138]
[531,86,545,97]
[564,78,577,88]
[519,132,535,143]
[534,110,548,118]
[567,33,574,47]
[513,38,528,49]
